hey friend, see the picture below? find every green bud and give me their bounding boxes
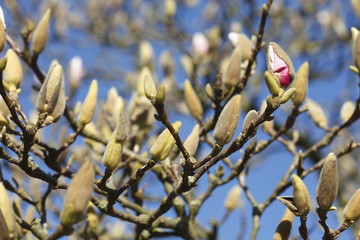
[155,84,166,105]
[78,80,98,127]
[3,49,23,92]
[0,182,16,239]
[280,87,296,104]
[273,208,294,240]
[292,175,310,216]
[184,79,203,122]
[36,64,63,114]
[150,121,182,161]
[31,9,51,55]
[61,160,94,227]
[343,188,360,223]
[144,73,157,100]
[316,153,338,211]
[264,71,280,96]
[224,46,242,89]
[214,95,241,146]
[291,62,309,106]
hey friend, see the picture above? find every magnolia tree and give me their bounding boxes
[0,0,360,239]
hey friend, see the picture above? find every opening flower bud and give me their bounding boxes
[267,42,295,88]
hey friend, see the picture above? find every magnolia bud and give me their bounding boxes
[242,110,259,133]
[138,67,152,97]
[102,113,127,170]
[3,49,23,92]
[0,182,16,239]
[224,185,242,211]
[340,101,355,123]
[139,41,154,67]
[60,160,95,227]
[273,208,294,240]
[36,64,63,114]
[264,71,280,96]
[192,32,209,56]
[42,79,66,126]
[292,175,310,216]
[182,124,200,157]
[31,9,51,55]
[164,0,176,17]
[343,188,360,223]
[144,73,157,100]
[155,84,166,105]
[280,87,296,104]
[306,98,328,129]
[214,95,242,146]
[224,46,242,90]
[184,79,203,122]
[0,15,5,53]
[78,80,98,127]
[267,42,295,88]
[181,55,194,77]
[227,32,253,60]
[291,62,309,106]
[316,153,338,211]
[150,121,182,161]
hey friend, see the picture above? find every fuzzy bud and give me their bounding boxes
[36,64,63,114]
[182,124,200,157]
[150,121,182,161]
[144,73,157,100]
[60,160,95,227]
[343,188,360,223]
[316,153,338,211]
[0,209,10,240]
[3,49,23,92]
[292,175,310,216]
[155,84,166,105]
[0,182,16,239]
[138,67,152,97]
[31,9,51,55]
[242,110,259,133]
[184,79,203,122]
[273,208,294,240]
[227,32,253,60]
[224,185,242,211]
[214,94,241,146]
[306,98,328,129]
[78,80,98,127]
[340,101,356,123]
[291,62,309,106]
[224,46,242,89]
[267,42,295,88]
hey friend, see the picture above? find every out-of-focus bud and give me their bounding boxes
[214,94,241,146]
[340,101,355,123]
[292,174,310,217]
[354,32,360,71]
[102,114,127,170]
[155,84,166,105]
[3,49,23,92]
[264,71,280,96]
[78,80,98,127]
[351,0,360,18]
[60,160,95,227]
[0,209,10,240]
[242,110,259,133]
[316,153,338,211]
[0,6,6,30]
[150,121,182,161]
[182,124,200,157]
[192,32,209,57]
[205,83,213,99]
[0,182,16,239]
[144,73,157,100]
[184,79,203,122]
[343,188,360,223]
[224,46,242,90]
[280,88,296,104]
[224,185,242,212]
[273,208,294,240]
[227,32,253,60]
[181,54,194,77]
[0,13,5,53]
[31,9,51,55]
[36,64,63,114]
[137,67,152,97]
[306,98,328,129]
[86,205,99,233]
[291,62,309,106]
[68,56,84,92]
[139,41,154,68]
[267,42,295,88]
[159,51,174,75]
[164,0,176,17]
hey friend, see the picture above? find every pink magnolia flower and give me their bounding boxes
[267,42,294,88]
